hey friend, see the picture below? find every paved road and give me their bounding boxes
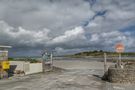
[0,69,104,90]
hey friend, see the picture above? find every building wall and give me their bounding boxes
[0,50,8,60]
[10,61,28,71]
[9,61,43,75]
[25,63,43,75]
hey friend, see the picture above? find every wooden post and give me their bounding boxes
[104,53,107,73]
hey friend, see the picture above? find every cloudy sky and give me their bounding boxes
[0,0,135,56]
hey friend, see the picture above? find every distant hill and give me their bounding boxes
[69,50,135,57]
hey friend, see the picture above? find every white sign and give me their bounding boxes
[115,43,125,53]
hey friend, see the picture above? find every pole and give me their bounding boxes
[104,53,107,73]
[119,53,121,66]
[50,52,53,70]
[42,51,46,73]
[42,56,45,73]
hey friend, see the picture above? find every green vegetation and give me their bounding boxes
[8,57,40,63]
[69,50,135,57]
[8,57,14,61]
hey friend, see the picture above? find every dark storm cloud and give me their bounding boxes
[0,0,135,56]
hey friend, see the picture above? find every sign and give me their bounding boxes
[115,43,124,53]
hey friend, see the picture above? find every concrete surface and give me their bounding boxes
[25,63,43,75]
[0,58,135,90]
[53,60,113,70]
[10,61,43,75]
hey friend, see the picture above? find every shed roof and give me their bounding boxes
[0,45,12,48]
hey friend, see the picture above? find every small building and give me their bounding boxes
[0,45,12,78]
[0,45,12,61]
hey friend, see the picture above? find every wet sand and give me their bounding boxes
[53,60,112,69]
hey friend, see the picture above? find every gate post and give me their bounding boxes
[104,53,107,73]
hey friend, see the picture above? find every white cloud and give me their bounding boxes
[49,26,86,45]
[85,0,135,34]
[0,21,50,47]
[90,34,99,42]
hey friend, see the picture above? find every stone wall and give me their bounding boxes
[108,66,135,83]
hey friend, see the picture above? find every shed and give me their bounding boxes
[0,45,12,60]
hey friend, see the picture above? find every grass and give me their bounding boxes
[8,57,40,63]
[68,50,135,57]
